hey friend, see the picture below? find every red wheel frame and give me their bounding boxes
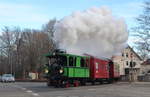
[74,81,79,87]
[65,82,70,88]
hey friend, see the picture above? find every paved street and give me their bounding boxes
[0,82,150,97]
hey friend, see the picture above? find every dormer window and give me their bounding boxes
[122,53,124,57]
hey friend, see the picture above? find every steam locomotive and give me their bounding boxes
[44,49,120,88]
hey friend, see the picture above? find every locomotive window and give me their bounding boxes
[81,58,85,67]
[49,56,67,66]
[60,56,67,66]
[69,57,73,66]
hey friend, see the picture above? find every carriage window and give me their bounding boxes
[69,57,73,66]
[81,58,85,67]
[74,57,77,66]
[95,62,98,69]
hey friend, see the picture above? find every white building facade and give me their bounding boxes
[112,46,143,81]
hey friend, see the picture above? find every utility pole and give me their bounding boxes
[10,50,13,75]
[130,53,134,82]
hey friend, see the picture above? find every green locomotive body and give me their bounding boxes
[44,50,90,87]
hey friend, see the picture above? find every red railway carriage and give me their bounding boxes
[86,54,120,83]
[89,56,109,79]
[109,61,120,79]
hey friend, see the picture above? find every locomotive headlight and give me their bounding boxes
[44,69,49,73]
[59,69,63,74]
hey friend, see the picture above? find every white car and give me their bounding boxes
[1,74,15,82]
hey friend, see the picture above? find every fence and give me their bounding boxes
[138,74,150,82]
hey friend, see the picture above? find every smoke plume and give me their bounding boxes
[54,6,128,58]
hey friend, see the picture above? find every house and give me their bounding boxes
[112,46,143,81]
[140,59,150,75]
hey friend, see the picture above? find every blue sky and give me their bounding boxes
[0,0,144,44]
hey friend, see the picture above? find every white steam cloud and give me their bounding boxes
[54,6,128,58]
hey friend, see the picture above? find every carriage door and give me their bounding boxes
[109,61,113,78]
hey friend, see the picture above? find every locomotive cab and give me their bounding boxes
[48,55,67,74]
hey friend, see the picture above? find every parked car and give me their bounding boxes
[1,74,15,82]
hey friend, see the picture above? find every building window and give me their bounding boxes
[130,61,136,67]
[125,68,129,75]
[133,62,136,67]
[126,53,128,58]
[126,61,128,66]
[130,61,133,67]
[122,53,124,57]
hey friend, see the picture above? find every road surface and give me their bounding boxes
[0,82,150,97]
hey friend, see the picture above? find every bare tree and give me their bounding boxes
[12,27,23,77]
[17,29,53,78]
[133,1,150,59]
[0,19,57,79]
[0,26,16,74]
[42,18,58,50]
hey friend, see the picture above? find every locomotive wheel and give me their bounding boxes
[73,81,79,87]
[60,81,70,88]
[64,81,70,88]
[80,80,86,86]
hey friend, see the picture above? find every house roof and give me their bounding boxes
[141,59,150,65]
[126,45,143,61]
